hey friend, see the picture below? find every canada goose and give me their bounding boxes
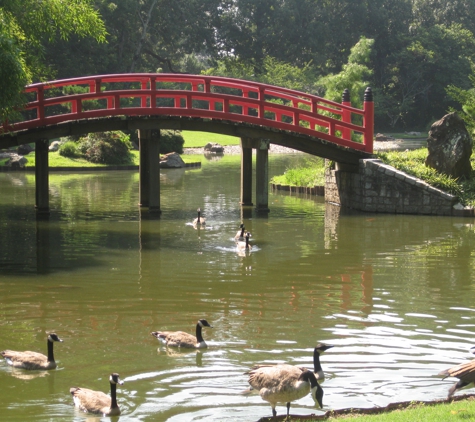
[151,319,213,349]
[236,232,251,251]
[70,373,124,416]
[311,343,334,380]
[192,208,206,226]
[1,333,63,370]
[245,365,323,418]
[235,224,246,241]
[439,359,475,397]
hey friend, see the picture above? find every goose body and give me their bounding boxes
[236,232,251,251]
[151,319,212,349]
[70,373,123,416]
[439,359,475,397]
[246,364,323,418]
[234,224,246,241]
[192,208,206,226]
[1,333,63,370]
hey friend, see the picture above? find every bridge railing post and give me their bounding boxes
[341,89,351,141]
[363,87,374,153]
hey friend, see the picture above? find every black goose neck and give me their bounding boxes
[195,323,204,343]
[313,349,322,372]
[110,382,118,409]
[47,339,55,362]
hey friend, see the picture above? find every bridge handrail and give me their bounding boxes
[1,73,373,152]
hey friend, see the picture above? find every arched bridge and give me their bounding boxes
[0,74,374,214]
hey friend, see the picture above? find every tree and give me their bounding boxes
[0,0,106,121]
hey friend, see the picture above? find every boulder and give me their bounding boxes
[17,144,33,155]
[7,154,28,168]
[204,142,224,153]
[49,141,61,152]
[159,152,186,168]
[425,112,472,179]
[375,133,395,142]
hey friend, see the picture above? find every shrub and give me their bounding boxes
[59,141,80,158]
[78,131,133,165]
[160,130,185,154]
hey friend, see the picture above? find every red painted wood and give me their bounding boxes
[1,73,373,153]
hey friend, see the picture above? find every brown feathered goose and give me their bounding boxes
[245,364,323,418]
[439,359,475,397]
[192,208,206,226]
[151,319,213,349]
[1,333,63,370]
[234,224,246,241]
[70,373,124,416]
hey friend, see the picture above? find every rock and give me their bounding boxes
[204,142,224,153]
[159,152,186,168]
[425,112,473,179]
[17,144,33,155]
[375,133,395,142]
[7,154,28,168]
[49,140,61,152]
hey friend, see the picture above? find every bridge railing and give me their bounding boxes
[1,73,374,153]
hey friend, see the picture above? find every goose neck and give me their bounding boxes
[313,350,322,373]
[110,382,119,409]
[47,339,55,362]
[195,323,204,343]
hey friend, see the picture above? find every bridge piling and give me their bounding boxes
[35,139,50,215]
[255,139,270,213]
[139,129,161,213]
[240,138,253,206]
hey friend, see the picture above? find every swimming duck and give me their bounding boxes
[245,364,323,418]
[1,333,63,370]
[70,373,124,416]
[151,319,213,349]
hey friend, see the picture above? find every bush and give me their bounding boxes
[78,131,133,165]
[59,141,80,158]
[160,130,185,154]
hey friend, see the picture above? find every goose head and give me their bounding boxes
[48,333,63,343]
[110,373,124,386]
[198,319,213,328]
[315,343,334,354]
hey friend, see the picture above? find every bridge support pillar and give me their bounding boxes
[255,139,270,213]
[139,129,161,213]
[35,139,50,216]
[240,138,253,206]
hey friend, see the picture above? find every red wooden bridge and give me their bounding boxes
[0,74,374,215]
[0,73,373,159]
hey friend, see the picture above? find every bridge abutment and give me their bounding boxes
[240,138,253,206]
[325,159,458,215]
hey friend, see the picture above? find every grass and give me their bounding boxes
[271,156,326,187]
[181,130,239,147]
[376,148,475,206]
[291,396,475,421]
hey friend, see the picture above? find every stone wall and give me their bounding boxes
[325,158,461,216]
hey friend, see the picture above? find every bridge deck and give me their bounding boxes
[0,74,374,163]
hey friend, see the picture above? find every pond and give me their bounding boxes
[0,152,474,421]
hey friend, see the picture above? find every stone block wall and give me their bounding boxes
[325,158,459,216]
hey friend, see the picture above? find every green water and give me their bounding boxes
[0,154,475,421]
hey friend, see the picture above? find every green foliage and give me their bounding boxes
[317,37,374,107]
[160,130,185,154]
[376,148,475,205]
[58,141,80,158]
[271,157,325,187]
[77,131,133,165]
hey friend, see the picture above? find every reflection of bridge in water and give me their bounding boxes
[0,74,373,215]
